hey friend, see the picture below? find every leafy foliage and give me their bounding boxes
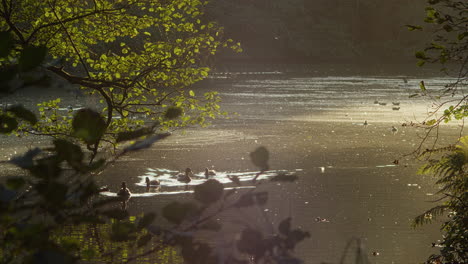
[0,108,167,264]
[414,136,468,264]
[407,0,467,152]
[408,2,467,263]
[0,0,240,159]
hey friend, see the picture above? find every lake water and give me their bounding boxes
[97,74,462,264]
[1,73,461,263]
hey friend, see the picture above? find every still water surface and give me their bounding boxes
[96,74,464,264]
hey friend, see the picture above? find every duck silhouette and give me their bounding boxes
[204,167,216,179]
[117,181,131,210]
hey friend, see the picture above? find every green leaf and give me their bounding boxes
[419,81,426,91]
[0,31,14,58]
[405,24,423,31]
[19,45,47,71]
[415,51,427,60]
[194,179,224,204]
[189,90,195,97]
[250,146,269,171]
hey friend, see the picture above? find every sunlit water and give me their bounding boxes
[1,73,463,263]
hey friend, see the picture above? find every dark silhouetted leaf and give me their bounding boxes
[137,233,153,248]
[286,229,311,250]
[110,221,137,242]
[7,105,37,125]
[0,31,13,58]
[137,212,156,230]
[116,127,154,142]
[102,208,129,220]
[0,184,17,202]
[164,106,183,119]
[123,133,171,152]
[33,249,74,264]
[279,217,292,236]
[180,239,215,264]
[270,174,298,182]
[9,147,41,169]
[250,146,269,170]
[234,192,254,208]
[0,66,16,89]
[0,114,18,133]
[227,175,241,185]
[162,201,198,225]
[53,139,83,166]
[255,192,268,205]
[87,158,105,171]
[194,179,224,204]
[199,220,222,231]
[19,45,47,71]
[72,109,106,144]
[36,182,68,205]
[237,228,264,256]
[6,177,26,190]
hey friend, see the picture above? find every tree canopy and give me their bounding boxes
[0,0,241,157]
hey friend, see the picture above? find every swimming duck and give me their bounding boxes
[117,181,131,210]
[177,168,193,184]
[205,167,216,179]
[146,177,160,187]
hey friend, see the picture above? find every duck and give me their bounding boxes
[177,168,193,184]
[145,177,160,187]
[378,102,387,106]
[392,102,400,106]
[391,126,398,134]
[204,167,216,179]
[363,120,368,127]
[117,181,131,210]
[392,107,400,111]
[145,177,160,192]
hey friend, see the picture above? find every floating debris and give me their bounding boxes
[315,217,329,223]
